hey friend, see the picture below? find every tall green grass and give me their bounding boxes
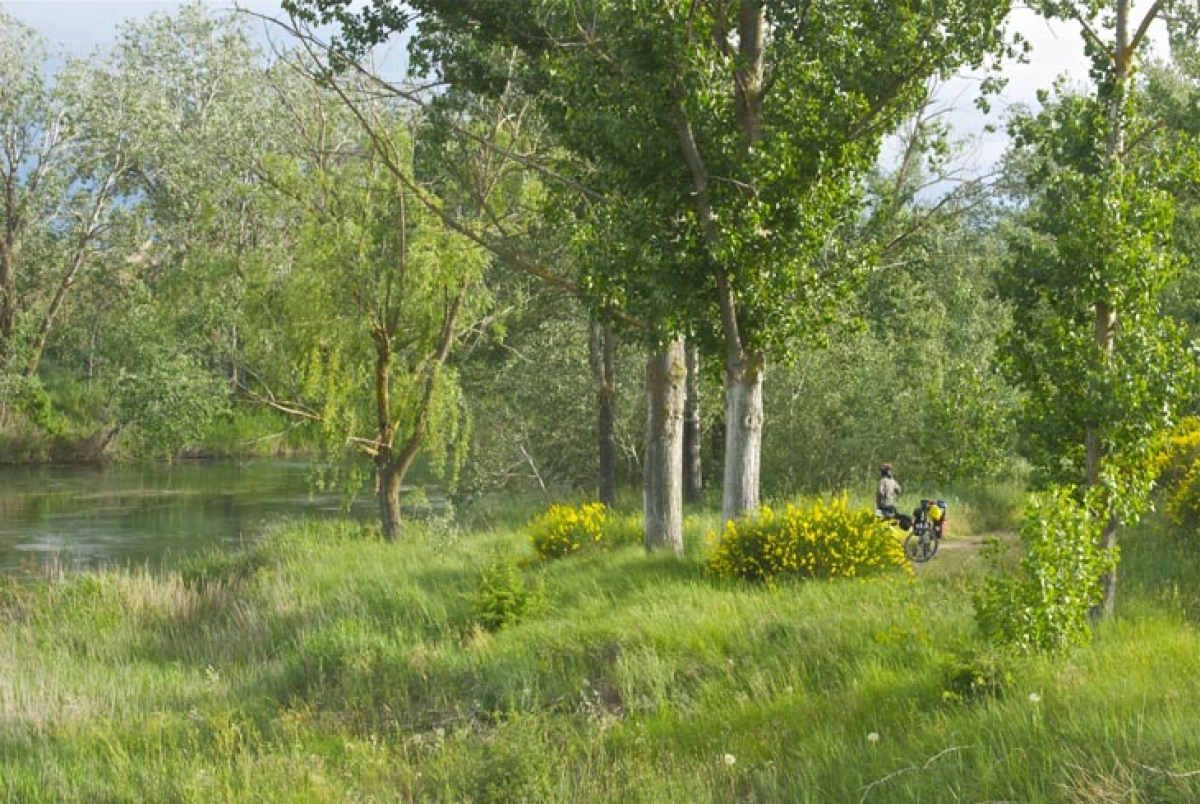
[2,508,1198,802]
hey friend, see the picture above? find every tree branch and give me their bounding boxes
[1129,1,1164,54]
[243,7,606,204]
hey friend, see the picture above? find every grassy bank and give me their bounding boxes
[2,506,1199,802]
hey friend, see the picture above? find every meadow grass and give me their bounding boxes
[1,499,1198,802]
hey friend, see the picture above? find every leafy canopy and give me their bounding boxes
[283,0,1015,353]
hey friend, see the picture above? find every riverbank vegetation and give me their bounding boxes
[3,505,1200,802]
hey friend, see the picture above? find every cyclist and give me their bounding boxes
[876,463,902,517]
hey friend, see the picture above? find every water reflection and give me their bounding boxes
[0,460,385,575]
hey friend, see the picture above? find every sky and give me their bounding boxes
[1,1,1176,179]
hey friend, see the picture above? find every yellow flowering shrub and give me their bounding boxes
[704,494,910,582]
[529,503,612,560]
[1156,417,1200,528]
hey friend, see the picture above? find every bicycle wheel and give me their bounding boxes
[903,530,938,562]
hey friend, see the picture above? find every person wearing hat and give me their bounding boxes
[876,463,902,517]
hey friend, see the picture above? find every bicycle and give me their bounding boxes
[878,498,947,563]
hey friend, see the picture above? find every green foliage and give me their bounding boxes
[247,65,492,533]
[940,648,1015,704]
[763,172,1020,495]
[111,352,231,459]
[764,327,1019,496]
[975,487,1118,653]
[289,0,1015,530]
[704,495,910,583]
[1155,416,1200,528]
[458,293,646,496]
[1000,154,1188,488]
[470,556,544,633]
[0,12,73,368]
[1,373,63,436]
[390,0,1014,342]
[999,38,1192,535]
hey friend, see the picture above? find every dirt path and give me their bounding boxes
[936,537,990,552]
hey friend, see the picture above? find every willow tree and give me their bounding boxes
[240,57,491,540]
[286,0,1015,541]
[1000,0,1199,617]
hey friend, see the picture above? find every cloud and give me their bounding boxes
[917,6,1174,178]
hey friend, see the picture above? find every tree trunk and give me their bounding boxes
[377,459,403,541]
[0,242,16,361]
[370,288,465,542]
[644,340,685,555]
[590,319,618,507]
[722,347,763,522]
[683,341,704,504]
[24,169,117,378]
[24,252,83,377]
[1090,0,1138,618]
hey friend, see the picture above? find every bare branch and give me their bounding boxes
[240,6,606,203]
[1061,4,1111,64]
[1135,762,1200,780]
[859,746,972,804]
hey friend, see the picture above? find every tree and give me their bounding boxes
[455,284,645,500]
[39,2,283,458]
[284,0,1016,543]
[589,319,620,506]
[1142,48,1200,416]
[998,0,1199,617]
[90,2,277,387]
[0,14,126,384]
[643,340,687,553]
[238,54,494,539]
[0,12,56,367]
[762,193,1019,496]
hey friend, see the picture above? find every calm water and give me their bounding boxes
[0,460,381,575]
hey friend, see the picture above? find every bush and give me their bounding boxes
[940,648,1014,703]
[1155,417,1200,528]
[974,487,1117,654]
[528,503,613,560]
[471,557,544,632]
[703,494,910,583]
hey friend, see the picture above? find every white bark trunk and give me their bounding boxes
[722,351,763,522]
[644,340,686,555]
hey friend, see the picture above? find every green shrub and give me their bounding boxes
[471,557,544,632]
[1155,417,1200,528]
[703,494,910,583]
[974,487,1117,654]
[528,503,610,560]
[940,648,1014,703]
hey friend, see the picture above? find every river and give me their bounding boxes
[0,460,384,576]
